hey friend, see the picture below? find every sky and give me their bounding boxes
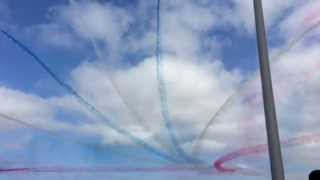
[0,0,320,179]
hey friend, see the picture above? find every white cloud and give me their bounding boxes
[54,1,132,60]
[30,0,227,61]
[2,1,320,178]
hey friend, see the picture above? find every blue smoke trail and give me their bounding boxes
[156,0,197,163]
[67,0,169,151]
[0,28,182,163]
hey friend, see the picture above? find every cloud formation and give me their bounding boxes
[1,0,320,178]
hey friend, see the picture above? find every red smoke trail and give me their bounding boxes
[214,133,320,173]
[0,165,261,176]
[215,10,320,173]
[0,165,214,174]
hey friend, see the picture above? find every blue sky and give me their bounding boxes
[1,0,320,180]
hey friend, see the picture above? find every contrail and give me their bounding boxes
[191,19,320,157]
[67,0,170,153]
[0,28,181,163]
[156,0,197,163]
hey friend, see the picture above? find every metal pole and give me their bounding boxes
[253,0,285,180]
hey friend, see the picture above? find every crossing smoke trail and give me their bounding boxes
[2,1,319,173]
[191,18,320,157]
[0,28,181,163]
[1,134,319,176]
[214,133,320,174]
[67,0,169,152]
[2,23,319,178]
[156,0,196,163]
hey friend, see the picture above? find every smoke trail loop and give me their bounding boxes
[214,133,320,174]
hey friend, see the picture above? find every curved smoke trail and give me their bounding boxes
[214,133,320,173]
[191,19,320,157]
[208,56,320,173]
[155,0,196,163]
[0,28,181,163]
[67,0,169,152]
